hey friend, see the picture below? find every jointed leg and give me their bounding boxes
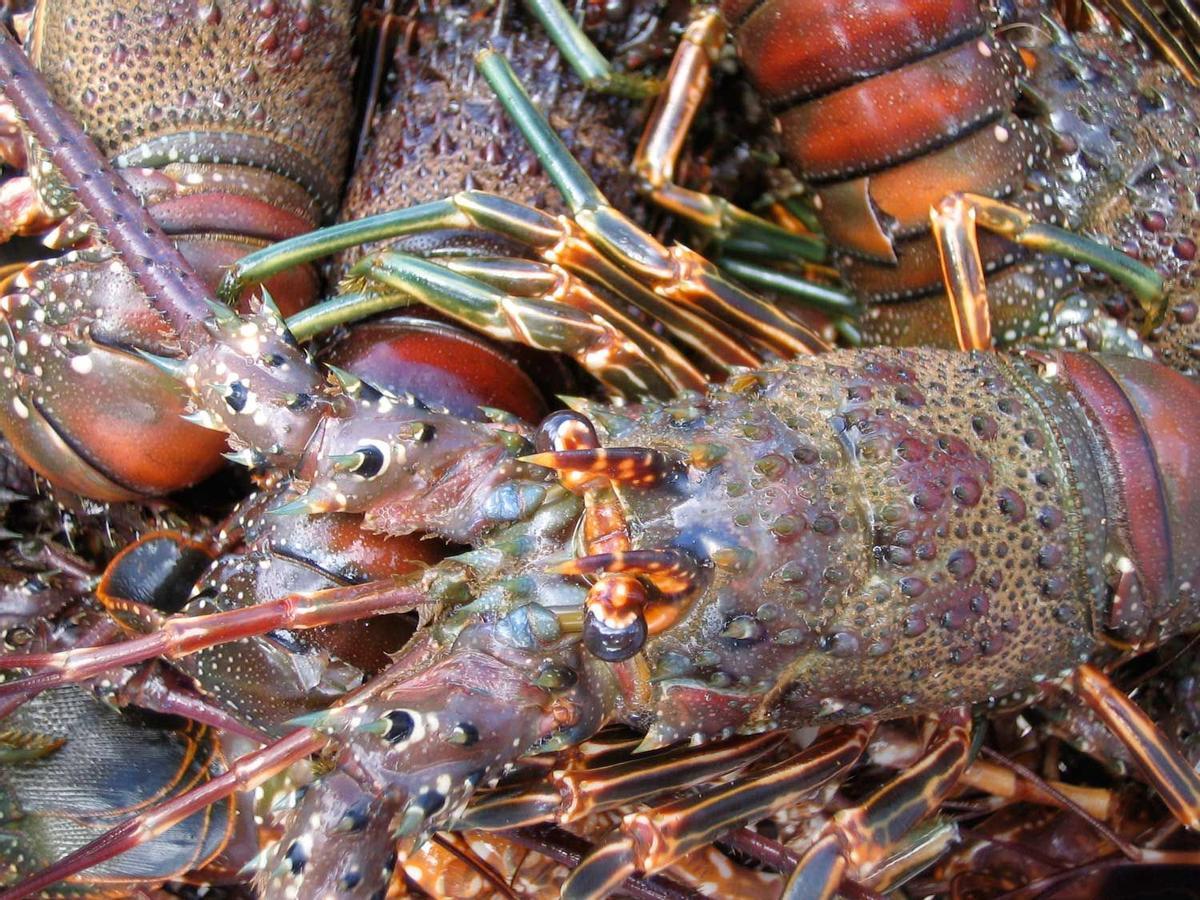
[930,192,1166,351]
[0,573,437,697]
[1073,663,1200,830]
[219,53,829,393]
[560,725,872,899]
[783,710,974,898]
[0,728,325,900]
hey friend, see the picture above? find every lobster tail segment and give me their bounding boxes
[1055,353,1200,643]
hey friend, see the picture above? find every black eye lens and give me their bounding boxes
[284,840,308,874]
[287,392,313,411]
[384,710,414,743]
[353,445,385,477]
[225,380,248,412]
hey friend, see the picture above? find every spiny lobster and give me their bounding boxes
[0,4,1198,894]
[0,0,356,500]
[557,0,1200,368]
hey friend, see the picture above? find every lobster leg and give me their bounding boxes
[1073,663,1200,830]
[346,251,694,398]
[529,2,857,326]
[227,192,765,377]
[1101,0,1200,85]
[519,0,659,98]
[0,727,325,900]
[783,710,973,900]
[559,725,872,899]
[1163,0,1200,60]
[459,731,786,831]
[220,52,830,373]
[930,192,1166,351]
[479,50,829,361]
[628,12,824,262]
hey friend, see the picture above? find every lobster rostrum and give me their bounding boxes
[0,0,356,501]
[542,0,1200,368]
[0,24,1198,895]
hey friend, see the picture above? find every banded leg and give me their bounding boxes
[1162,0,1200,62]
[235,189,767,379]
[631,13,823,263]
[783,710,973,899]
[1100,0,1200,85]
[528,1,857,325]
[341,250,702,398]
[560,725,872,899]
[481,49,837,350]
[1073,663,1200,830]
[0,727,325,900]
[539,3,829,267]
[930,192,1166,351]
[220,52,830,380]
[460,731,786,832]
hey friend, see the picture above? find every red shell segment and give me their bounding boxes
[728,0,984,103]
[1059,353,1200,640]
[778,38,1015,182]
[322,316,548,423]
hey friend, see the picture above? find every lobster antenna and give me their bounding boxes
[0,31,213,348]
[0,728,326,900]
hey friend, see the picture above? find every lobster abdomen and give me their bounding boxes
[722,0,1073,346]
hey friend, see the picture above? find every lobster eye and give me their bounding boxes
[384,709,415,743]
[284,839,308,874]
[448,722,479,746]
[2,625,32,649]
[351,445,385,478]
[336,800,370,833]
[224,380,249,412]
[583,607,648,662]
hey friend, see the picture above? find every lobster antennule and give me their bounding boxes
[1055,353,1200,642]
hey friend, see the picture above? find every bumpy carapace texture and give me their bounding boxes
[581,349,1109,739]
[25,0,355,217]
[336,0,649,271]
[248,345,1200,898]
[1024,21,1200,375]
[287,347,1200,737]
